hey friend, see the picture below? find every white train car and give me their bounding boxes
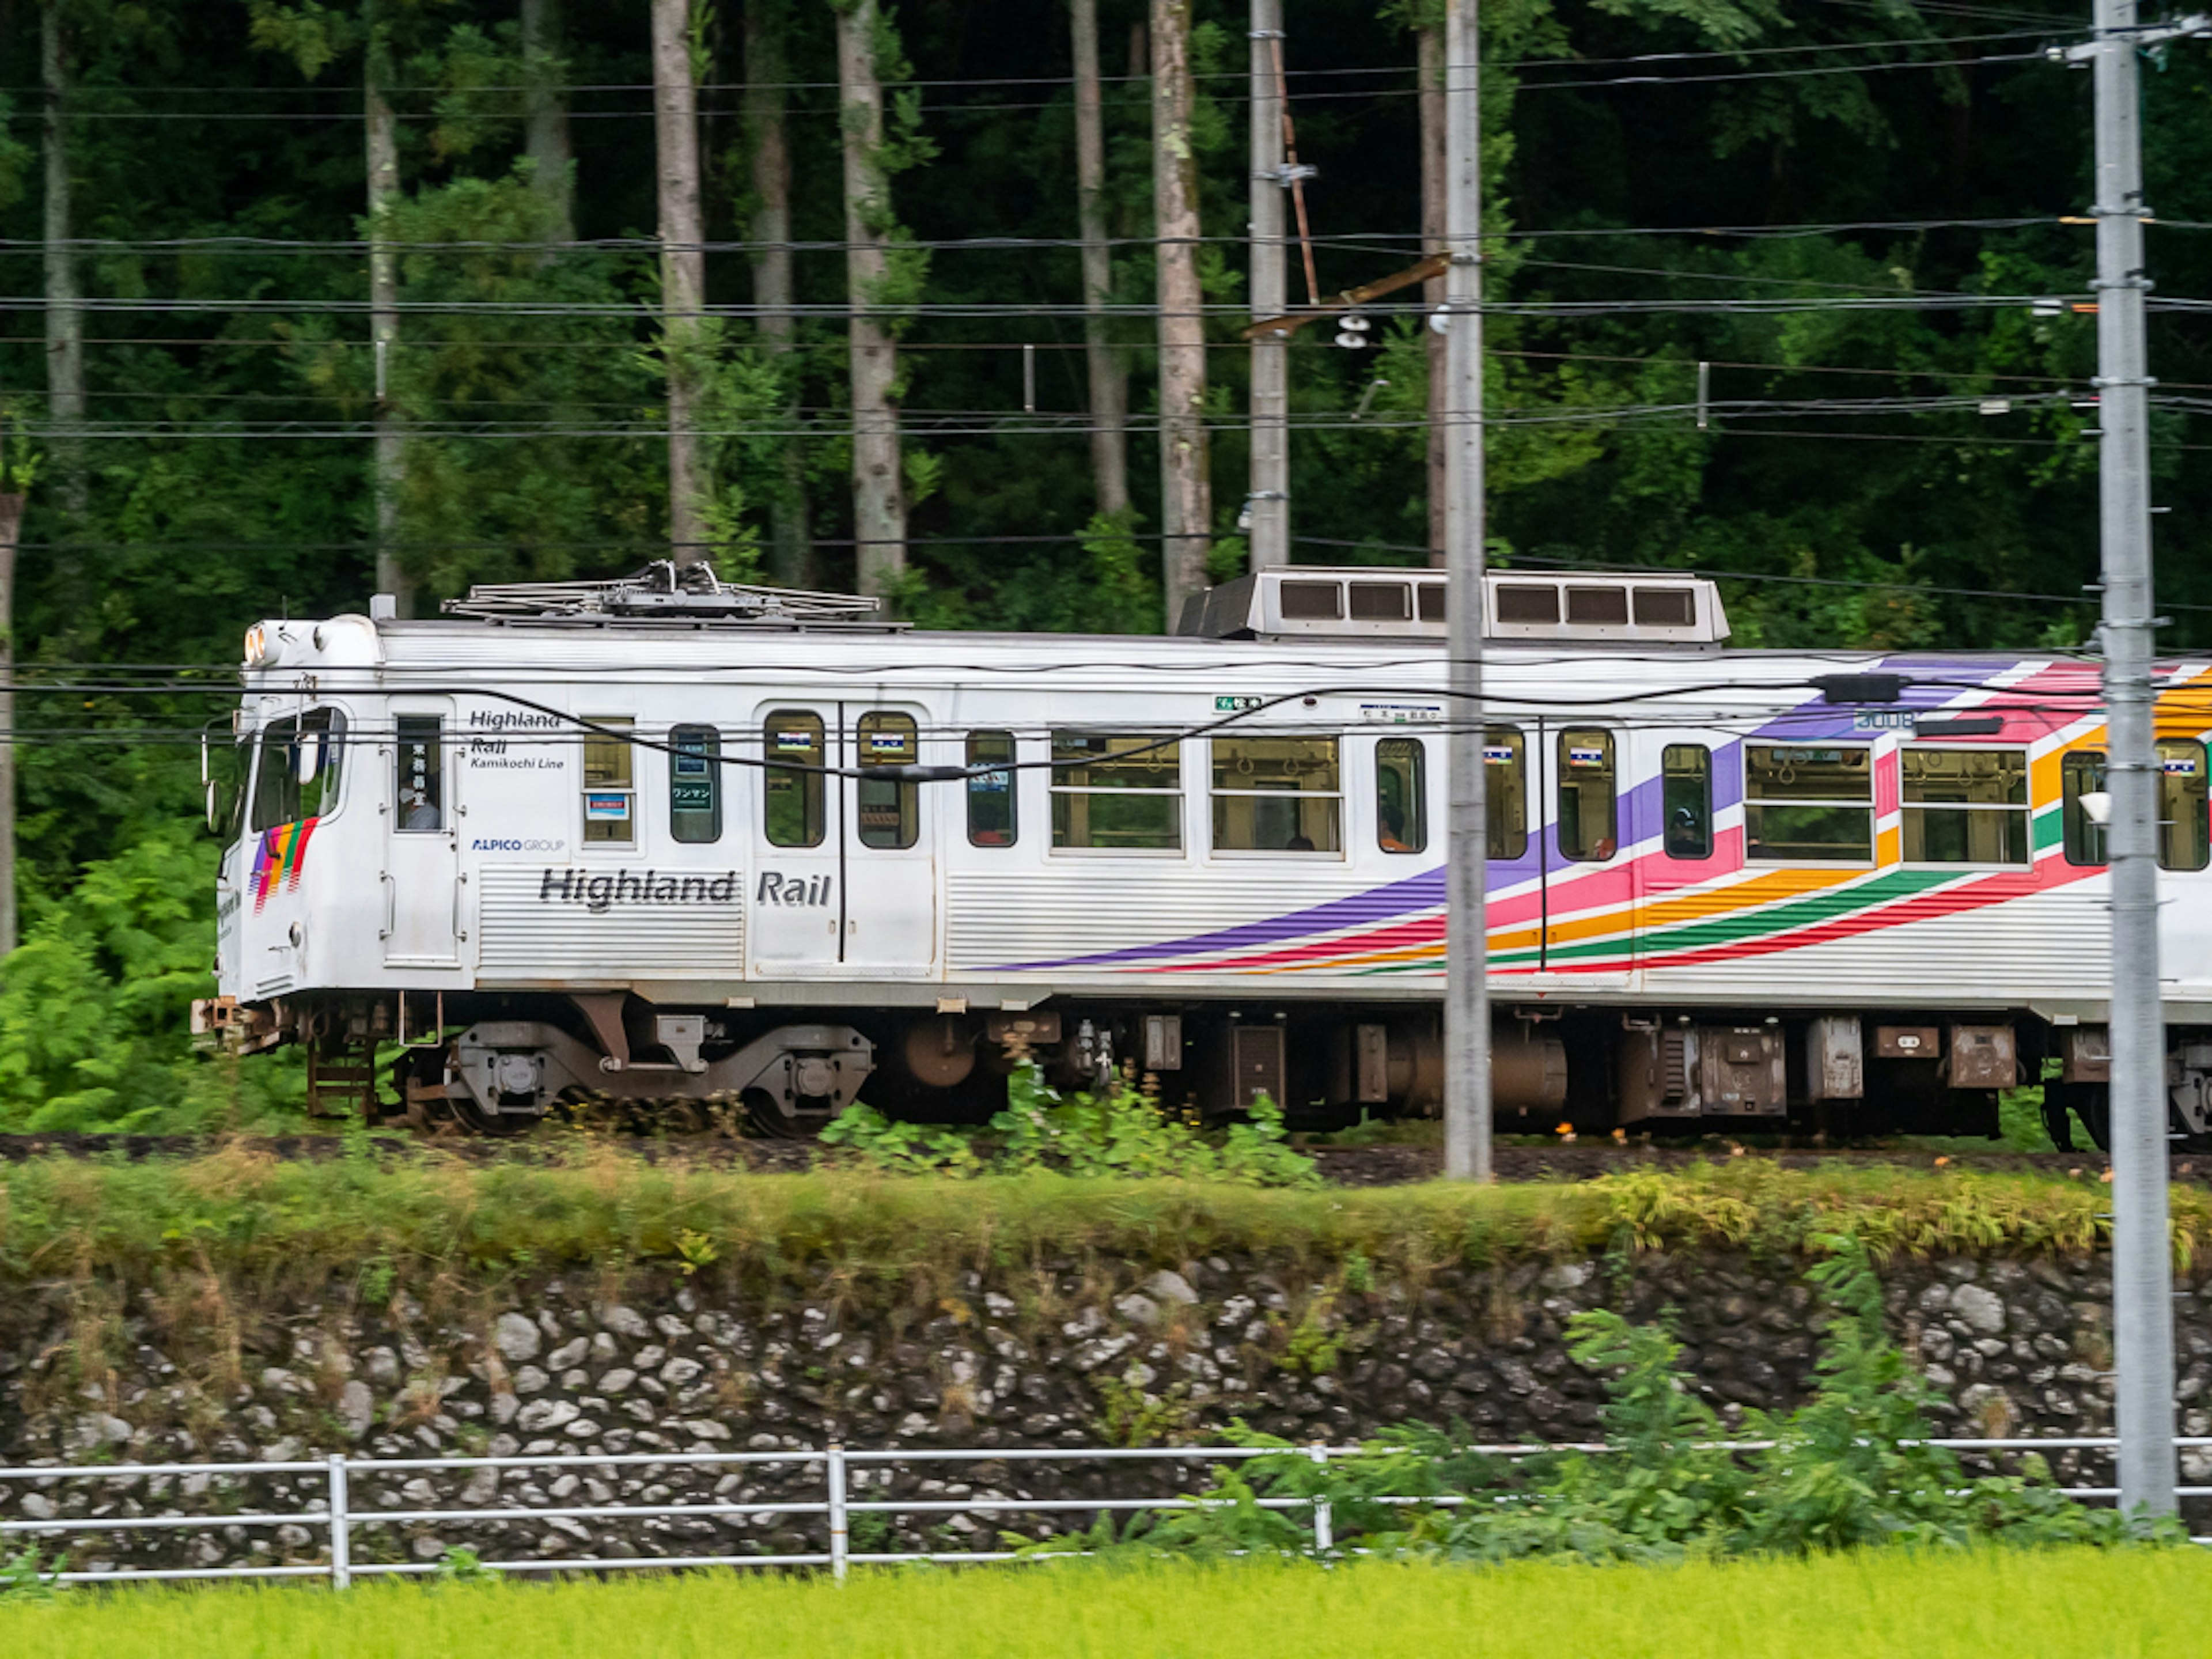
[195,563,2212,1147]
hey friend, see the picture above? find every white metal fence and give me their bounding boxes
[2,1435,2206,1588]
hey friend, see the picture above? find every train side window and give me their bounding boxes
[394,715,444,834]
[1211,736,1340,854]
[2160,740,2210,872]
[1662,744,1711,859]
[763,710,826,849]
[581,715,634,845]
[1484,727,1527,859]
[1745,745,1871,862]
[855,711,919,850]
[1050,732,1181,850]
[2062,750,2108,866]
[1902,747,2028,864]
[669,725,721,844]
[1557,727,1617,862]
[252,709,347,832]
[966,732,1017,847]
[1376,738,1426,854]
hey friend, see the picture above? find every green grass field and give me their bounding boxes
[0,1550,2199,1658]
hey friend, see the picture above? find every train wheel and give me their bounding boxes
[744,1088,830,1138]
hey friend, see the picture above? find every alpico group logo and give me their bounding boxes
[249,817,319,911]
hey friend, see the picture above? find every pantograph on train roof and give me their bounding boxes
[437,559,895,629]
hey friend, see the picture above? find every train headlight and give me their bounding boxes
[243,623,268,666]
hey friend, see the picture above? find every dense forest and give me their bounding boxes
[0,0,2203,1127]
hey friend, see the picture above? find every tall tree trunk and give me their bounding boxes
[1151,0,1209,628]
[41,2,84,520]
[365,36,410,613]
[837,0,905,599]
[0,490,21,958]
[653,0,710,567]
[520,0,575,247]
[1419,24,1446,568]
[1071,0,1128,519]
[745,0,810,586]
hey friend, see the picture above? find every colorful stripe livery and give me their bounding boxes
[249,817,319,912]
[986,656,2143,983]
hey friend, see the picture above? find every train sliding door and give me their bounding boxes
[746,703,940,979]
[749,706,842,975]
[840,705,939,976]
[1540,720,1633,988]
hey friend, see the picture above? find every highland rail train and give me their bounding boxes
[191,561,2210,1148]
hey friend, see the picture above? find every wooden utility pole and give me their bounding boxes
[837,0,906,597]
[42,1,84,520]
[652,0,710,568]
[520,0,575,248]
[365,26,410,612]
[1151,0,1209,628]
[745,0,810,585]
[1418,22,1446,566]
[1071,0,1128,518]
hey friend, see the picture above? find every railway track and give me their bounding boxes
[0,1131,2179,1187]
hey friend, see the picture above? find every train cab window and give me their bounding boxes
[669,725,721,844]
[1376,738,1427,854]
[1902,747,2028,864]
[1557,727,1618,862]
[581,716,634,845]
[252,709,347,832]
[1050,732,1181,850]
[1211,736,1340,854]
[2160,740,2210,872]
[1662,744,1711,859]
[855,711,919,850]
[1745,745,1872,862]
[966,732,1017,847]
[763,711,826,848]
[394,715,444,834]
[2062,750,2108,866]
[1484,727,1528,859]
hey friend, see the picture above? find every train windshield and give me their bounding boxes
[249,709,347,833]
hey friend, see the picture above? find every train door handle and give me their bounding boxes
[380,873,395,940]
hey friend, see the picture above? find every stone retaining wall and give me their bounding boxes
[1,1250,2199,1572]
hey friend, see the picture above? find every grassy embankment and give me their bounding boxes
[0,1551,2200,1658]
[0,1145,2199,1291]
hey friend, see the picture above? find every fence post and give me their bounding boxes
[327,1454,351,1590]
[1307,1444,1332,1556]
[827,1443,849,1582]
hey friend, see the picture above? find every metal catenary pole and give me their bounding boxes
[2088,0,2180,1517]
[1246,0,1290,568]
[1441,0,1490,1182]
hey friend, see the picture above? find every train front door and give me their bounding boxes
[382,701,463,968]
